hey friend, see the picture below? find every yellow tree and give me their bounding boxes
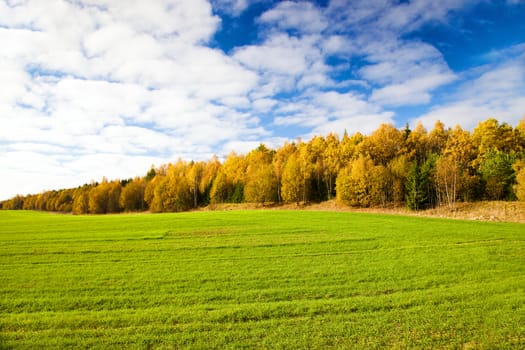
[273,142,296,203]
[244,144,277,204]
[72,186,90,214]
[119,178,146,211]
[435,156,460,209]
[153,161,193,212]
[244,163,277,204]
[359,124,403,165]
[199,156,221,205]
[220,151,247,203]
[297,142,314,203]
[405,122,429,163]
[442,125,480,201]
[472,118,515,161]
[336,155,387,207]
[339,131,362,165]
[187,161,205,208]
[210,169,231,204]
[88,178,110,214]
[514,160,525,201]
[323,133,340,199]
[514,116,525,154]
[281,152,303,204]
[428,120,448,155]
[387,155,410,204]
[308,136,327,200]
[145,172,164,212]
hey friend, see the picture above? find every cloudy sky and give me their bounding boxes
[1,0,524,199]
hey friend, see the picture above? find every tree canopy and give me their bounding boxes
[2,117,525,213]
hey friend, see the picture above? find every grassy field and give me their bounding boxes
[0,210,524,349]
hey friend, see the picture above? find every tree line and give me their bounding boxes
[2,117,525,214]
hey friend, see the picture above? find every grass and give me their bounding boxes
[0,210,524,349]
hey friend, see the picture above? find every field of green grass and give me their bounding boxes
[0,210,524,349]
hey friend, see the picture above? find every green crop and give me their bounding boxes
[1,210,524,349]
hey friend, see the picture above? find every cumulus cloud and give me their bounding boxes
[0,0,523,199]
[0,0,269,199]
[258,1,328,34]
[413,51,525,129]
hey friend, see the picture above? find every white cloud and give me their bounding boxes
[0,0,523,200]
[413,54,525,130]
[0,0,273,199]
[234,34,313,75]
[258,1,327,34]
[211,0,252,17]
[371,73,456,106]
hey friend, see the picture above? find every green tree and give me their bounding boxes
[405,160,434,211]
[479,150,516,200]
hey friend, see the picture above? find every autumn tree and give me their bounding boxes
[119,178,146,211]
[387,155,410,204]
[514,160,525,201]
[323,133,340,199]
[428,120,448,155]
[435,156,460,209]
[199,156,221,205]
[281,152,303,204]
[217,151,247,203]
[473,118,515,156]
[308,136,327,201]
[339,131,362,165]
[336,155,387,207]
[187,161,205,208]
[210,169,230,204]
[72,186,90,214]
[88,178,122,214]
[244,163,277,204]
[360,123,403,165]
[244,144,277,204]
[150,161,193,212]
[145,170,164,212]
[273,142,296,203]
[443,125,480,201]
[405,122,429,163]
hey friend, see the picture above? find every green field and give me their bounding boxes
[0,210,524,349]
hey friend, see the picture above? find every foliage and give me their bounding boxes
[3,117,525,212]
[479,149,517,200]
[405,159,435,211]
[336,155,387,207]
[514,160,525,201]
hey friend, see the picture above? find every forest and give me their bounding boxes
[2,117,525,214]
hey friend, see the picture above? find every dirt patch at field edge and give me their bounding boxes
[204,201,525,223]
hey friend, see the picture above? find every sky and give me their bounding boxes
[1,0,524,200]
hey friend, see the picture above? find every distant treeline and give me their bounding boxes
[2,118,525,213]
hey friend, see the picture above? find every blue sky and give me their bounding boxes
[0,0,524,200]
